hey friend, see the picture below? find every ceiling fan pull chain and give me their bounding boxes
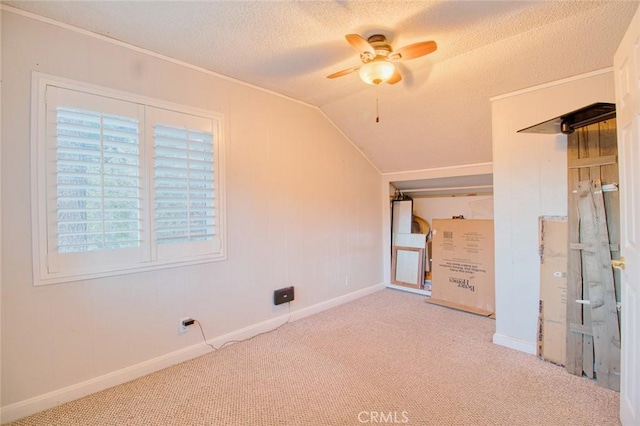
[376,96,380,123]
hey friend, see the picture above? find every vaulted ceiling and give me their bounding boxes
[4,1,638,173]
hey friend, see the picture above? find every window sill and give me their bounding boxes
[33,253,227,286]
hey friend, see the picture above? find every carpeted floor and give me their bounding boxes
[8,289,620,425]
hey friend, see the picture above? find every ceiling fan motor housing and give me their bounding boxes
[361,34,392,62]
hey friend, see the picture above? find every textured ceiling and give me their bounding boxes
[4,0,639,173]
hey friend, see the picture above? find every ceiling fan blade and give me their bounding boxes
[326,66,360,79]
[387,69,402,85]
[391,41,437,61]
[345,34,375,57]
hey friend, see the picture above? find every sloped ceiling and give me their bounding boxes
[4,1,638,174]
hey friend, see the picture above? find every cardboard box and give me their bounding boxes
[537,217,568,366]
[429,219,495,316]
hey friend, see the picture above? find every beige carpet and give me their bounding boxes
[8,289,620,425]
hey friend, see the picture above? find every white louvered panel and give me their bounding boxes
[55,106,142,253]
[153,124,215,246]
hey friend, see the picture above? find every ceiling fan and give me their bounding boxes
[327,34,437,85]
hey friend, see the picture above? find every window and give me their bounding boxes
[55,106,142,254]
[32,74,225,285]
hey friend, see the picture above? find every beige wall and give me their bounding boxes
[0,10,382,417]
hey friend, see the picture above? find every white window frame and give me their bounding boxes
[31,73,227,286]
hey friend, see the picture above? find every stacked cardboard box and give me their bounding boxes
[428,219,495,316]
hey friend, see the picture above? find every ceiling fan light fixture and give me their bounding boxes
[358,59,395,85]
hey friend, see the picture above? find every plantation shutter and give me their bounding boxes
[33,76,226,285]
[45,87,148,275]
[148,107,221,260]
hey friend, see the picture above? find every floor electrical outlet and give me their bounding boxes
[179,317,194,333]
[274,286,294,305]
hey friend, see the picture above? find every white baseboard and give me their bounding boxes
[289,283,386,322]
[0,283,385,424]
[0,342,212,424]
[492,332,537,355]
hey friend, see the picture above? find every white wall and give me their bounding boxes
[491,69,615,354]
[0,10,382,420]
[412,195,494,226]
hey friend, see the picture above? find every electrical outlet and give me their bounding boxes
[345,275,351,286]
[179,317,194,333]
[274,286,294,305]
